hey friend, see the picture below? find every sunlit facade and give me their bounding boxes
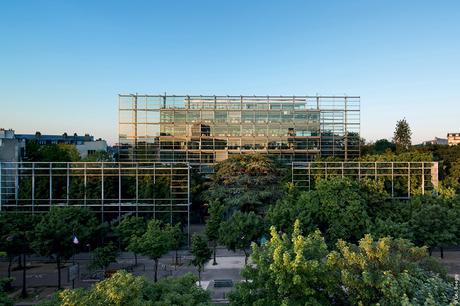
[118,95,360,172]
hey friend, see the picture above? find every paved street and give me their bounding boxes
[0,247,246,304]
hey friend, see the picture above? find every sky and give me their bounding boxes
[1,0,459,145]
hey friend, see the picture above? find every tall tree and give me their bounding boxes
[190,234,212,286]
[410,196,457,257]
[205,201,224,265]
[130,219,172,282]
[219,211,263,264]
[116,216,146,266]
[229,220,338,305]
[33,207,98,289]
[204,154,283,214]
[168,223,185,268]
[230,221,457,306]
[0,213,35,297]
[393,118,412,151]
[89,242,118,276]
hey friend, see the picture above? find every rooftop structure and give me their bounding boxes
[15,132,94,145]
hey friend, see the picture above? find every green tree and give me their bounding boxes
[269,178,375,245]
[82,151,113,162]
[328,234,456,305]
[373,138,396,154]
[0,213,36,297]
[130,219,172,282]
[32,207,98,289]
[190,234,212,286]
[229,220,338,306]
[219,211,263,264]
[40,271,211,306]
[230,221,458,306]
[26,142,81,162]
[393,118,412,151]
[89,243,118,275]
[116,216,146,266]
[168,223,185,267]
[410,196,457,257]
[204,154,283,214]
[205,201,224,265]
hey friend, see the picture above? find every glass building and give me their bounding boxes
[118,95,360,172]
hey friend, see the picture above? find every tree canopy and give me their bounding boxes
[219,211,263,264]
[204,154,284,214]
[32,207,99,288]
[230,221,458,306]
[40,270,211,306]
[130,219,172,282]
[393,118,412,151]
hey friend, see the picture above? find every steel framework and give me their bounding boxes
[291,161,438,199]
[0,162,191,236]
[118,95,360,172]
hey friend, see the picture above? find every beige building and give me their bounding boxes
[76,139,108,158]
[447,133,460,146]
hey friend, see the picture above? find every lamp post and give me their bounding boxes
[71,234,79,289]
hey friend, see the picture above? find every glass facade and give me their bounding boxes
[118,95,360,172]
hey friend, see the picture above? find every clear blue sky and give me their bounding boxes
[1,0,459,144]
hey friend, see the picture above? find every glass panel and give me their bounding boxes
[215,139,227,149]
[174,125,186,136]
[294,112,308,122]
[160,111,173,122]
[202,140,214,150]
[281,110,292,122]
[137,124,147,137]
[242,125,254,136]
[242,139,254,150]
[174,111,186,122]
[268,112,280,122]
[228,139,240,149]
[228,111,241,123]
[146,110,160,123]
[119,124,135,138]
[242,111,254,123]
[160,125,173,136]
[256,111,267,123]
[254,140,266,149]
[119,110,134,123]
[215,111,227,123]
[268,125,280,137]
[146,125,160,137]
[187,111,200,122]
[119,96,134,109]
[146,96,162,109]
[202,111,214,121]
[213,125,227,137]
[255,126,267,136]
[228,125,240,136]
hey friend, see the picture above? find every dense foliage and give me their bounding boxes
[204,154,284,214]
[129,219,173,282]
[393,118,412,151]
[219,211,263,264]
[115,216,146,266]
[190,234,212,285]
[268,177,460,251]
[229,221,458,306]
[33,207,99,288]
[40,270,211,306]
